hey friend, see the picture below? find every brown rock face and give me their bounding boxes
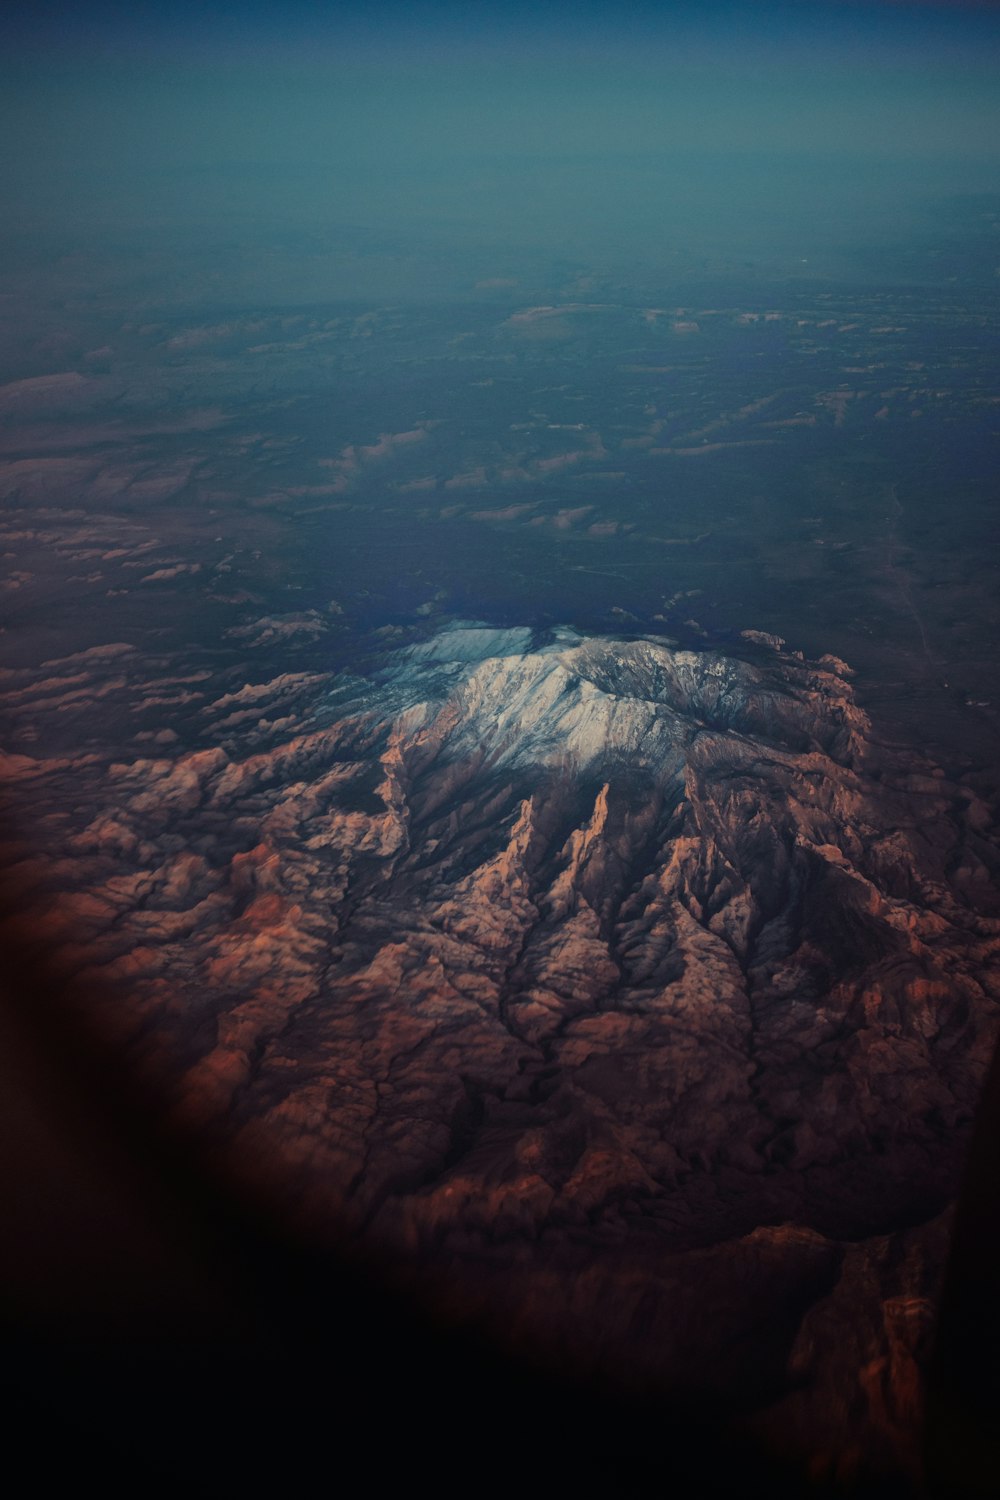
[4,623,999,1483]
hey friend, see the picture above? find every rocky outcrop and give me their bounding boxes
[4,622,999,1484]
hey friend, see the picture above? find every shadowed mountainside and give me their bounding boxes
[3,622,999,1486]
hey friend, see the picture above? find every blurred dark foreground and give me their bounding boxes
[2,918,998,1498]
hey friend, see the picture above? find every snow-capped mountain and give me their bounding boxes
[5,621,999,1468]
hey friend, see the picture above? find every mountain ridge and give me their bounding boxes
[3,619,998,1478]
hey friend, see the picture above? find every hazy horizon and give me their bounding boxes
[3,1,999,297]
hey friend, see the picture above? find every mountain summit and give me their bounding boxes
[6,621,999,1469]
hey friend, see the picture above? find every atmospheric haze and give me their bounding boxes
[2,2,1000,1494]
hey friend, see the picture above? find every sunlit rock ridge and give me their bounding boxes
[253,622,992,1243]
[5,620,999,1468]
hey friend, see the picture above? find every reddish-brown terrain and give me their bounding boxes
[3,621,998,1487]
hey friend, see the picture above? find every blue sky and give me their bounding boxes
[3,2,998,278]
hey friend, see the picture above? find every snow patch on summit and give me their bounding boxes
[340,621,853,774]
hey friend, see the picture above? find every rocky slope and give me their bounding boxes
[3,621,1000,1482]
